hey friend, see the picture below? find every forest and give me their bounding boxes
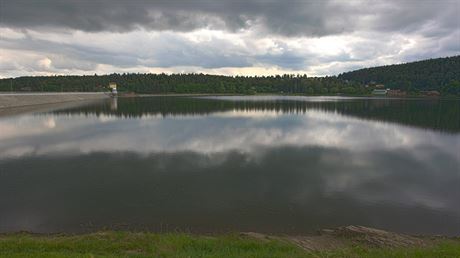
[0,56,459,96]
[339,55,460,95]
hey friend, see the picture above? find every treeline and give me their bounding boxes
[1,56,459,96]
[338,55,460,95]
[0,74,369,95]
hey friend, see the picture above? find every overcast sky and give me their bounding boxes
[0,0,459,78]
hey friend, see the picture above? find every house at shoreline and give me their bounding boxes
[372,89,388,95]
[421,90,440,97]
[370,83,390,95]
[387,89,407,97]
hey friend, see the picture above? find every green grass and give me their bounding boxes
[0,231,459,258]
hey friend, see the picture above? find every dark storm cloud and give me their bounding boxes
[1,0,459,76]
[0,36,136,69]
[0,32,252,70]
[370,1,459,35]
[1,0,458,37]
[255,48,355,70]
[144,34,252,68]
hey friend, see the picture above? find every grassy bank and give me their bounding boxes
[1,231,459,258]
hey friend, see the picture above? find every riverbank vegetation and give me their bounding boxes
[1,230,459,258]
[0,56,459,96]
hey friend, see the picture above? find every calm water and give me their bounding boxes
[0,96,459,235]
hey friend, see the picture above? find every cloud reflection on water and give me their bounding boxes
[0,109,458,159]
[0,99,459,235]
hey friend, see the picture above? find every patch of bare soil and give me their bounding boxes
[242,225,431,252]
[323,225,426,248]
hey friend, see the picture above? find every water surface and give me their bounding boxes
[1,96,459,235]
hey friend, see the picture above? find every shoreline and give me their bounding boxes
[0,91,455,107]
[133,93,453,99]
[1,226,459,257]
[0,92,456,118]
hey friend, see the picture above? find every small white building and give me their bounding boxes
[109,82,117,94]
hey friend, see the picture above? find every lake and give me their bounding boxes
[0,96,459,235]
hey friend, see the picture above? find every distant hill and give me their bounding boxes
[338,56,460,94]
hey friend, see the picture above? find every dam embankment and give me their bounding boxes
[0,92,109,109]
